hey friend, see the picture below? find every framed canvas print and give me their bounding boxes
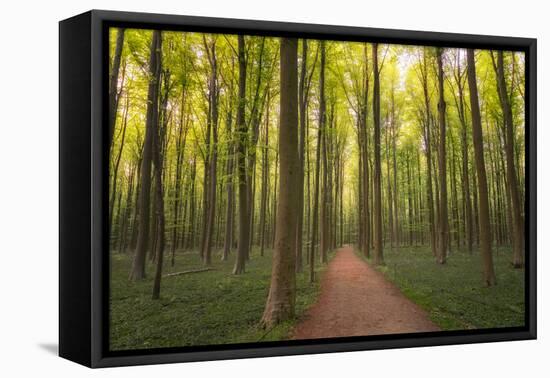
[59,10,536,368]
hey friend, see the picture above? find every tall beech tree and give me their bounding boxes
[372,43,384,265]
[492,51,524,268]
[151,35,166,298]
[436,48,449,264]
[109,28,125,152]
[233,35,249,275]
[261,38,299,327]
[201,37,220,266]
[309,40,325,282]
[129,30,162,281]
[467,49,496,286]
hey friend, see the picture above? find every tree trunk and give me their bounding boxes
[202,39,219,266]
[152,46,166,298]
[109,28,125,152]
[467,49,496,286]
[233,35,249,275]
[493,51,524,268]
[436,48,449,264]
[295,39,308,273]
[319,41,329,264]
[109,91,129,233]
[222,105,235,260]
[129,30,162,281]
[421,49,436,257]
[259,93,270,257]
[261,37,299,327]
[372,43,384,265]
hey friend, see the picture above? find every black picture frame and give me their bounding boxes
[59,9,537,368]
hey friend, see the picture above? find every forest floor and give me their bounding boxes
[110,247,334,351]
[369,245,525,330]
[110,243,524,350]
[292,246,439,339]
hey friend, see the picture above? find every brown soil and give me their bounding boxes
[292,246,439,340]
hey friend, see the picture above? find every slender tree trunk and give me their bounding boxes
[223,107,235,260]
[372,43,384,265]
[295,39,308,272]
[109,92,129,233]
[436,48,449,264]
[171,90,187,266]
[233,35,249,274]
[318,41,329,264]
[467,48,496,286]
[187,158,197,250]
[493,51,524,268]
[309,44,323,281]
[421,49,436,257]
[202,40,219,266]
[109,28,125,152]
[259,93,270,257]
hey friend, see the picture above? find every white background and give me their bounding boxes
[0,0,546,376]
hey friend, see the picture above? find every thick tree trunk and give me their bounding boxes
[129,30,162,281]
[152,60,166,299]
[261,37,299,327]
[467,49,496,286]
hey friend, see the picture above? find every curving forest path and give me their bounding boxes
[292,246,439,340]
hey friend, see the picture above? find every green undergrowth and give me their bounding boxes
[356,245,525,331]
[110,247,333,351]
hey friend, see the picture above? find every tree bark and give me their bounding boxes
[467,49,496,286]
[129,30,162,281]
[261,37,299,327]
[202,38,219,266]
[233,35,249,274]
[152,43,166,298]
[493,51,524,268]
[436,48,449,264]
[109,28,125,152]
[295,39,308,272]
[319,41,329,264]
[372,43,384,265]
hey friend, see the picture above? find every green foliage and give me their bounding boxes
[357,246,525,330]
[110,248,330,350]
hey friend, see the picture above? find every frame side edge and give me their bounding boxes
[59,12,93,367]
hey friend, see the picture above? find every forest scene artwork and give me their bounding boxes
[108,27,526,351]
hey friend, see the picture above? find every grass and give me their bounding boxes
[356,245,525,331]
[110,247,331,351]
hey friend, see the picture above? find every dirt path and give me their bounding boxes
[292,246,439,340]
